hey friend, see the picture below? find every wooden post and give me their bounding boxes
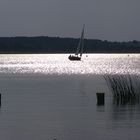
[96,93,105,105]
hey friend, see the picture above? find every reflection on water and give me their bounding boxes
[0,54,139,140]
[103,73,140,131]
[0,54,139,75]
[113,96,140,106]
[110,98,140,129]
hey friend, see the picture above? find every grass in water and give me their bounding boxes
[104,74,140,105]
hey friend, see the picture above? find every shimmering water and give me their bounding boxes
[0,54,139,140]
[0,54,139,75]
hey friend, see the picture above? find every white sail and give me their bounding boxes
[75,25,85,56]
[68,24,85,61]
[80,25,84,57]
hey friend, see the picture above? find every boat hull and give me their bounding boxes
[68,55,81,61]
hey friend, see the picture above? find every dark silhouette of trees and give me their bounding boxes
[0,36,139,53]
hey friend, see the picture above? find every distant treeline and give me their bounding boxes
[0,36,140,53]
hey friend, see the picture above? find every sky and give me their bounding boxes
[0,0,140,41]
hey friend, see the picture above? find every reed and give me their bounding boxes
[104,74,140,104]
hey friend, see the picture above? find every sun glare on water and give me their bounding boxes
[0,54,139,75]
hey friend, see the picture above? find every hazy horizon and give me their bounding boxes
[0,0,140,41]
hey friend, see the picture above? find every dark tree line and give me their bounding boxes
[0,36,140,53]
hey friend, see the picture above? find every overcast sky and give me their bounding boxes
[0,0,140,41]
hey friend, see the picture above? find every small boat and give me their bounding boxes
[68,25,85,61]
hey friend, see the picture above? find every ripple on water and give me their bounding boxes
[0,54,139,75]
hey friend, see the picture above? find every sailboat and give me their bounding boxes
[68,25,85,61]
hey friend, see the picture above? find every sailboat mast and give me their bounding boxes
[75,25,85,56]
[80,25,85,57]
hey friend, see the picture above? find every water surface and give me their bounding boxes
[0,54,139,140]
[0,54,139,75]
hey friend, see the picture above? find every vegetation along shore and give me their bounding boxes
[0,36,140,53]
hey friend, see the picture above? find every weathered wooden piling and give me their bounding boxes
[96,93,105,105]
